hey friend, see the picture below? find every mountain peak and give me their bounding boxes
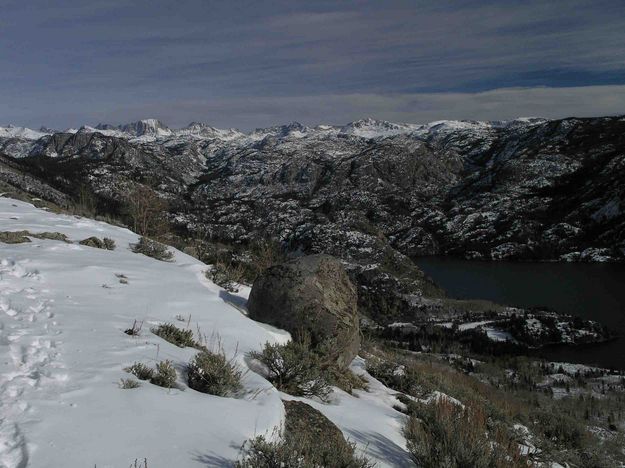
[120,119,171,137]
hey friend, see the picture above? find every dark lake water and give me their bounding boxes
[415,257,625,370]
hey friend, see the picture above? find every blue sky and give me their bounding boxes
[1,0,625,129]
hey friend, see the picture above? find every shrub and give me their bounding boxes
[31,231,70,243]
[151,323,199,348]
[236,429,374,468]
[206,261,244,292]
[0,230,68,244]
[404,399,526,468]
[530,408,588,449]
[150,360,177,388]
[249,337,331,400]
[246,239,286,280]
[237,400,376,467]
[124,184,169,237]
[79,236,108,249]
[328,367,369,394]
[124,362,154,381]
[187,350,242,396]
[119,378,141,389]
[131,237,173,261]
[103,237,116,250]
[0,230,32,244]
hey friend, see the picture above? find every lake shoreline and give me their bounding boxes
[415,256,625,370]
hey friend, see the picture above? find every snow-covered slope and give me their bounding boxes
[0,197,410,468]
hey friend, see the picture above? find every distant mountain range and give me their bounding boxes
[0,116,550,147]
[2,113,623,322]
[1,115,622,262]
[0,116,623,251]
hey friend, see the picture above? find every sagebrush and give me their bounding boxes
[187,350,242,397]
[150,360,177,388]
[249,336,331,400]
[151,323,199,348]
[131,237,173,261]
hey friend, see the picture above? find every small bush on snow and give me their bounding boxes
[205,261,245,293]
[124,362,154,381]
[150,360,177,388]
[119,378,141,389]
[103,237,116,250]
[249,336,331,400]
[151,323,200,348]
[187,350,242,397]
[79,236,115,250]
[131,237,173,261]
[236,431,374,468]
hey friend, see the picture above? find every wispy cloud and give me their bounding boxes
[0,0,624,128]
[66,85,625,130]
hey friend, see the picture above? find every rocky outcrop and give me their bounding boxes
[282,400,352,454]
[247,255,360,368]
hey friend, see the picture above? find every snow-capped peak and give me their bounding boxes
[339,118,419,138]
[119,119,172,137]
[0,125,50,140]
[250,121,310,140]
[177,122,245,140]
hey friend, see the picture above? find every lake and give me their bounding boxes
[415,257,625,370]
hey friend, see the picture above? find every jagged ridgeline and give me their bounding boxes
[1,116,623,264]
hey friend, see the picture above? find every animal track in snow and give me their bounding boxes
[0,258,59,468]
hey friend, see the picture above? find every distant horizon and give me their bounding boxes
[3,102,624,134]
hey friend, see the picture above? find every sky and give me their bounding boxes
[1,0,625,130]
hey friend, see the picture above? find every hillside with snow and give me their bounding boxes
[0,197,410,468]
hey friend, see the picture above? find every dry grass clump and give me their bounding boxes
[124,320,143,336]
[200,239,286,288]
[364,344,524,423]
[205,261,245,293]
[119,378,141,389]
[404,398,527,468]
[131,237,173,261]
[187,350,242,397]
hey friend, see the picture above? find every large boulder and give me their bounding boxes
[282,400,354,457]
[247,254,360,369]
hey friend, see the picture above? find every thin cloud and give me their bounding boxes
[87,85,625,131]
[0,1,624,128]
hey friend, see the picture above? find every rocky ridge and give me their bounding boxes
[0,115,623,337]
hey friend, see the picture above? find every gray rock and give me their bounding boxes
[248,254,360,369]
[282,399,351,453]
